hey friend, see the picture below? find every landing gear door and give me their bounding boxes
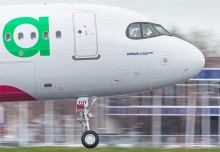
[73,12,99,60]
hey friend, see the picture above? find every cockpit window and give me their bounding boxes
[143,24,159,38]
[127,22,171,39]
[129,24,141,38]
[152,24,170,36]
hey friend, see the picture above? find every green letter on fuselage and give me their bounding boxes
[3,17,50,58]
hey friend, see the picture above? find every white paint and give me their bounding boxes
[73,12,98,57]
[14,24,38,48]
[0,4,205,102]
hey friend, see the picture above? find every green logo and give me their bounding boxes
[3,17,50,58]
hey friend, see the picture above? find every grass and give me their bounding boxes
[0,147,220,152]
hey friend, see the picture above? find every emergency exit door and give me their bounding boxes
[73,12,99,59]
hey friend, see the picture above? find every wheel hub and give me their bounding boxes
[85,134,96,145]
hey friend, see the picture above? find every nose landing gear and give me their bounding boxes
[76,97,99,148]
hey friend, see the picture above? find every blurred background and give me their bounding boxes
[1,0,220,148]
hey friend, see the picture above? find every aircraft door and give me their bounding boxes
[73,12,99,59]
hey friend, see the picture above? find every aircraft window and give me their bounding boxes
[56,31,62,39]
[127,22,171,39]
[43,32,49,39]
[142,24,159,38]
[129,24,141,38]
[18,33,24,40]
[31,32,36,39]
[153,24,170,36]
[5,33,11,41]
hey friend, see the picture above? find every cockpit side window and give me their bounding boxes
[143,24,159,38]
[127,22,171,39]
[129,24,141,38]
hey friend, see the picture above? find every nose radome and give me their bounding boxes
[183,42,205,80]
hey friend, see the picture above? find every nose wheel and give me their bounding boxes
[76,97,99,148]
[81,130,99,148]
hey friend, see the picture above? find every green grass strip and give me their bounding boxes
[0,147,220,152]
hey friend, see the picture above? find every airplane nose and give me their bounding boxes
[183,42,205,80]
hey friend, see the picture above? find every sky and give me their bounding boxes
[0,0,219,40]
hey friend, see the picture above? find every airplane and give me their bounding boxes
[0,3,205,148]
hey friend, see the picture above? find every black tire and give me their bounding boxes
[81,130,99,148]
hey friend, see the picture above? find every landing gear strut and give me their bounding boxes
[76,97,99,148]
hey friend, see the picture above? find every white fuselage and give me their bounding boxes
[0,4,205,102]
